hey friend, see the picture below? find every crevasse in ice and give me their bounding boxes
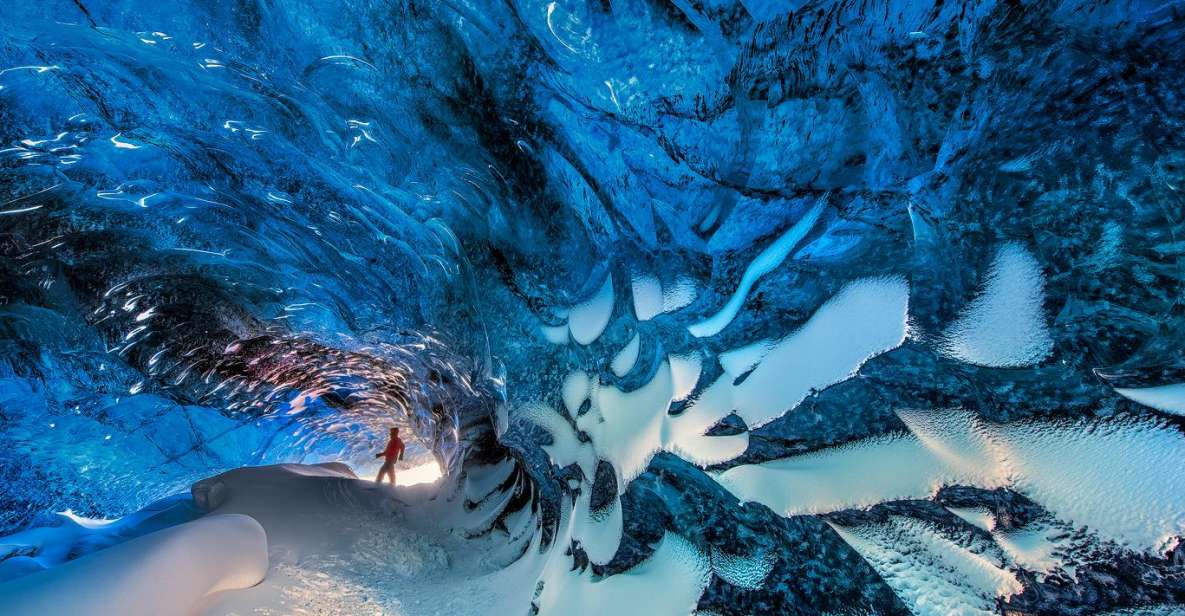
[2,0,1185,613]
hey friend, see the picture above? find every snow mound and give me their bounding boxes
[195,462,534,616]
[0,514,267,616]
[0,494,202,583]
[2,462,541,616]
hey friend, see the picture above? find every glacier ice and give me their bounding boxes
[2,0,1185,613]
[688,200,827,338]
[631,274,664,322]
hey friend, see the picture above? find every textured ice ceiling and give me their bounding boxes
[2,0,1185,613]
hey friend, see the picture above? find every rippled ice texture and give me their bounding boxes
[3,0,1185,614]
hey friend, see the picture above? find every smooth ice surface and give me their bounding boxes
[569,275,615,345]
[5,1,1185,613]
[631,275,664,321]
[939,243,1053,368]
[1114,383,1185,416]
[541,323,570,345]
[661,277,698,314]
[0,514,267,616]
[689,200,827,338]
[610,333,641,377]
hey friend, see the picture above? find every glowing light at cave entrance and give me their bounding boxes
[397,461,444,486]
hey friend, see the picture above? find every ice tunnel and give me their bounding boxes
[2,0,1185,614]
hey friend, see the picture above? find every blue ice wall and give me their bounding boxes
[0,0,505,529]
[3,0,1185,612]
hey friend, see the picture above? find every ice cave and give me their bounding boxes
[1,0,1184,614]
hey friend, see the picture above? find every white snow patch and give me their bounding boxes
[524,358,749,494]
[2,462,557,616]
[694,276,909,430]
[632,274,664,321]
[994,415,1185,552]
[518,402,597,480]
[947,508,1067,576]
[939,243,1052,368]
[669,353,703,402]
[994,523,1064,575]
[396,460,445,487]
[569,275,614,345]
[198,463,538,615]
[714,420,999,516]
[633,274,697,321]
[610,333,641,377]
[464,459,516,501]
[829,516,1021,616]
[578,360,678,489]
[571,489,624,566]
[711,546,774,590]
[1114,382,1185,416]
[947,506,996,532]
[541,323,570,344]
[562,369,591,416]
[718,339,772,377]
[535,527,709,616]
[716,410,1185,554]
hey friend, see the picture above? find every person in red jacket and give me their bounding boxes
[374,427,405,485]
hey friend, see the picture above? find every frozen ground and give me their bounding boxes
[0,463,542,616]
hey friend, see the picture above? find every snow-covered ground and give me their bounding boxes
[0,463,541,616]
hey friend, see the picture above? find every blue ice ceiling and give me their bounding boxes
[2,0,1185,613]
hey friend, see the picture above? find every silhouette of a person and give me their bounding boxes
[374,427,404,485]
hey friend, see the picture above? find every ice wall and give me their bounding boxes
[4,0,1185,613]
